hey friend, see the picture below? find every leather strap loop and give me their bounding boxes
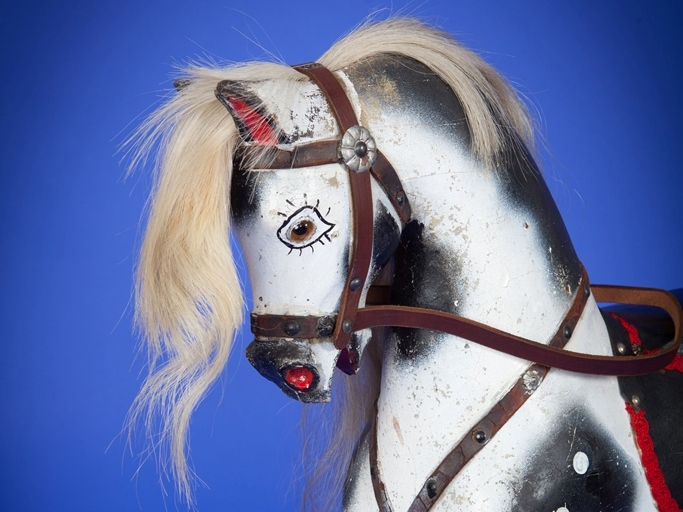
[353,300,681,377]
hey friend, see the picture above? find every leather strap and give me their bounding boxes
[251,272,683,376]
[293,63,374,350]
[301,60,410,225]
[237,140,339,170]
[294,63,358,132]
[237,142,411,226]
[371,278,683,510]
[356,285,683,376]
[405,269,590,511]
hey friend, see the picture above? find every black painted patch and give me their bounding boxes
[514,409,636,511]
[390,220,461,360]
[495,135,582,294]
[346,55,471,153]
[371,202,400,271]
[347,53,581,299]
[230,169,260,225]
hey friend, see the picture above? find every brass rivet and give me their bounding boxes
[342,319,353,333]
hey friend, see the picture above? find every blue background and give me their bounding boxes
[1,1,681,511]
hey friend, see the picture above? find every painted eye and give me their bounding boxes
[289,220,316,242]
[277,205,335,253]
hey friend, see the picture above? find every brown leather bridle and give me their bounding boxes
[241,62,682,376]
[231,61,683,511]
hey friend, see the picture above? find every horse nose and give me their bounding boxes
[284,366,315,390]
[245,338,330,402]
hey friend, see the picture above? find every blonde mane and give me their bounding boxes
[126,17,534,508]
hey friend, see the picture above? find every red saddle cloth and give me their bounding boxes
[607,305,683,512]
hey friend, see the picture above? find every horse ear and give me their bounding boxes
[215,80,281,146]
[173,79,192,91]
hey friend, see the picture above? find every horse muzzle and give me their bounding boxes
[245,338,335,402]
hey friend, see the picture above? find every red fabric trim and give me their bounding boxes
[664,356,683,373]
[609,311,643,347]
[612,312,682,509]
[625,403,682,511]
[609,312,683,373]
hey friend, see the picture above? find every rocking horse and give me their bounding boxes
[127,18,683,511]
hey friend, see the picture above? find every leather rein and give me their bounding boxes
[241,62,683,376]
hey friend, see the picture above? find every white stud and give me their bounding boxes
[573,451,589,475]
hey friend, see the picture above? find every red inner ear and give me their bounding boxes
[228,96,278,146]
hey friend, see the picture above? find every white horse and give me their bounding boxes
[127,19,682,511]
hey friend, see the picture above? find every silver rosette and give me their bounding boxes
[339,125,377,172]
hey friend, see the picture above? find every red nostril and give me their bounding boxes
[285,367,314,390]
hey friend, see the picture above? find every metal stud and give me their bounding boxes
[340,126,377,172]
[342,319,353,333]
[616,342,626,355]
[283,320,300,336]
[396,190,405,205]
[354,140,368,158]
[523,369,542,394]
[585,284,591,297]
[631,395,641,409]
[564,325,572,339]
[349,278,363,291]
[426,478,438,499]
[473,430,487,444]
[316,317,335,338]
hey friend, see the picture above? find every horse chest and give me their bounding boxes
[344,343,657,511]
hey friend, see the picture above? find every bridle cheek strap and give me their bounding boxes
[293,63,384,350]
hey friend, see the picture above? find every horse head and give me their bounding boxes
[220,71,404,401]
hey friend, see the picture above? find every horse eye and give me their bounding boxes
[277,205,335,251]
[289,220,315,242]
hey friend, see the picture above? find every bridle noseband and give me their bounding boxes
[242,62,683,377]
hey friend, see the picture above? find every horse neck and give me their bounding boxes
[371,141,629,507]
